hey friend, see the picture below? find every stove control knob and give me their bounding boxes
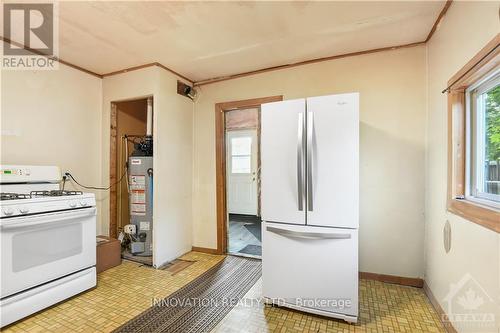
[3,208,14,216]
[19,207,30,214]
[69,201,77,208]
[80,201,89,207]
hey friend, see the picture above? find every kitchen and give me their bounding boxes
[1,1,499,332]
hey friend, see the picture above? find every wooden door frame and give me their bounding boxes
[215,95,283,254]
[109,102,118,238]
[109,96,152,238]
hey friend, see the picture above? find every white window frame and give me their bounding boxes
[465,69,500,208]
[229,135,253,174]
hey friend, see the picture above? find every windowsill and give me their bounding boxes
[447,198,500,233]
[465,195,500,210]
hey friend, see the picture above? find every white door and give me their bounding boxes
[261,99,306,225]
[306,93,359,229]
[262,221,358,319]
[227,130,258,215]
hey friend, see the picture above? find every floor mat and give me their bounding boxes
[113,256,261,333]
[238,244,262,256]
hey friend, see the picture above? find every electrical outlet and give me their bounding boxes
[61,170,70,180]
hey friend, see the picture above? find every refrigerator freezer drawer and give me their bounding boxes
[262,222,358,321]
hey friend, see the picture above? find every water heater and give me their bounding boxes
[128,137,153,257]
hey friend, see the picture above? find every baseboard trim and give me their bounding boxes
[423,282,458,333]
[359,272,424,288]
[191,246,220,255]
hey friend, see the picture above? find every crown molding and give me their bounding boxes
[1,36,102,78]
[193,41,425,87]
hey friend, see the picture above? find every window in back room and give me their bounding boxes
[467,70,500,206]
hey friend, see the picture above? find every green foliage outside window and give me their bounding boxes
[486,85,500,161]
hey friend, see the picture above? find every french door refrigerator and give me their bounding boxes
[261,93,359,323]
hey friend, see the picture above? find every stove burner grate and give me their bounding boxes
[0,193,31,201]
[30,190,84,197]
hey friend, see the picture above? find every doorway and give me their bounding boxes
[109,97,153,266]
[215,95,283,256]
[225,110,260,257]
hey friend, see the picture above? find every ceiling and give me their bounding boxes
[4,1,446,82]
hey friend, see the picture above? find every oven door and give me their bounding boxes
[1,208,96,298]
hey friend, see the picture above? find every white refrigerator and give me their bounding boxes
[261,93,359,323]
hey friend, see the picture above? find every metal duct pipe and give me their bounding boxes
[146,97,153,136]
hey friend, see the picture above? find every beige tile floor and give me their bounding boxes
[212,278,446,333]
[3,252,445,333]
[2,252,224,333]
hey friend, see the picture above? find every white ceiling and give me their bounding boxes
[8,1,446,81]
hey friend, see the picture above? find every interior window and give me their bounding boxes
[468,72,500,204]
[231,137,252,173]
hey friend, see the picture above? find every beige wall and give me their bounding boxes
[193,45,427,278]
[154,69,194,264]
[425,2,500,332]
[101,67,193,267]
[0,50,103,231]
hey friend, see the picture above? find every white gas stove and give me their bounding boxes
[0,165,97,327]
[1,191,96,218]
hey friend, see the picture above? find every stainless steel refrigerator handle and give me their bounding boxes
[307,111,313,211]
[297,112,304,211]
[267,226,351,240]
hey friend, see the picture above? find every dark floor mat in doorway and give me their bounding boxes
[113,256,261,333]
[238,244,262,256]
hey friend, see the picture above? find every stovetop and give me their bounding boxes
[0,191,96,218]
[31,190,84,198]
[0,190,84,201]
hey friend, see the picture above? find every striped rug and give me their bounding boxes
[114,255,261,333]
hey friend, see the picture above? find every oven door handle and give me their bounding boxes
[0,208,96,230]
